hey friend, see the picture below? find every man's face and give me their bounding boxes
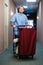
[19,7,24,13]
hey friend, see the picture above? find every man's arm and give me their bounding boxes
[10,15,16,28]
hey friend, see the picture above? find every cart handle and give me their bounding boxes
[13,24,33,28]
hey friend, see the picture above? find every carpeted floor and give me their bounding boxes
[0,42,43,65]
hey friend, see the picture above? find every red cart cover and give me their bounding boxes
[18,28,36,56]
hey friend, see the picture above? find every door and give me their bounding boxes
[4,0,9,49]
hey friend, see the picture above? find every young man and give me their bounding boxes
[11,6,28,54]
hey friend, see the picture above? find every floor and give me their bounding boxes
[0,42,43,65]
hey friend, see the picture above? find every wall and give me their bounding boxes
[41,0,43,46]
[8,0,16,46]
[37,1,43,46]
[0,0,16,52]
[0,0,4,52]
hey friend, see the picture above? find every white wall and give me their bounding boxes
[41,0,43,46]
[0,0,16,52]
[8,0,16,46]
[0,0,4,52]
[37,1,43,47]
[37,2,41,42]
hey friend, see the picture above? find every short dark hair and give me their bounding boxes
[17,6,24,12]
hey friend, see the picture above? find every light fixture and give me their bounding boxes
[27,14,30,16]
[26,0,36,2]
[37,16,39,19]
[11,11,14,16]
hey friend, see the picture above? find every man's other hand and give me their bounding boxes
[13,25,16,28]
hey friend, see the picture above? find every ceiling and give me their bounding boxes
[13,0,40,9]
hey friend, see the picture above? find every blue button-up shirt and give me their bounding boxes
[11,13,28,35]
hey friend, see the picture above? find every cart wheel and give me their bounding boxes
[13,43,16,54]
[19,55,23,59]
[19,55,21,59]
[32,55,34,59]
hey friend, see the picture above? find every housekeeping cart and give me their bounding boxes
[13,25,36,58]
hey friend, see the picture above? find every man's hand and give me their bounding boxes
[13,25,16,28]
